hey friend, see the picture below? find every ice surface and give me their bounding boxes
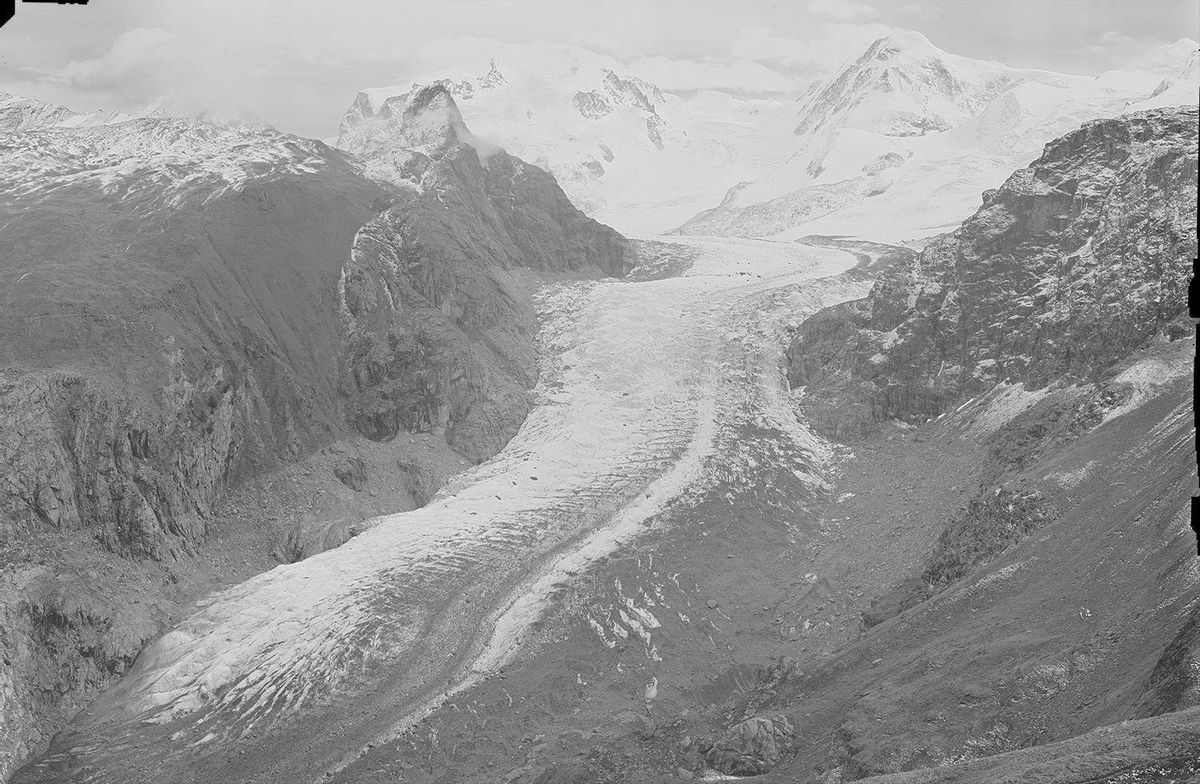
[103,237,861,745]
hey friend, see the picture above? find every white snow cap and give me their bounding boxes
[340,82,502,161]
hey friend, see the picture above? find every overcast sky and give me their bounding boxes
[1,0,1196,138]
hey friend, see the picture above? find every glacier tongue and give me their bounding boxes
[49,236,860,781]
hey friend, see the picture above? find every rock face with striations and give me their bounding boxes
[0,87,627,778]
[787,106,1198,434]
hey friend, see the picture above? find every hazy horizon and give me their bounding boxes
[1,0,1196,139]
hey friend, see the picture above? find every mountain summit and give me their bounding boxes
[337,45,795,233]
[793,30,1025,138]
[340,83,499,163]
[679,30,1200,243]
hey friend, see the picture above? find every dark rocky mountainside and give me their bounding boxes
[0,87,627,779]
[0,118,386,776]
[0,121,387,560]
[338,85,629,461]
[788,106,1198,436]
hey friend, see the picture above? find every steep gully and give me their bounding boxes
[15,236,868,782]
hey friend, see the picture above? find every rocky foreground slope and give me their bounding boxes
[0,86,627,779]
[735,106,1199,780]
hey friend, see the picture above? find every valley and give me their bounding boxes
[0,16,1197,784]
[12,237,867,782]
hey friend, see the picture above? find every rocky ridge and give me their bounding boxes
[787,105,1198,432]
[337,84,629,460]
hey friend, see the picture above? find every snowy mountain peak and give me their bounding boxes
[1138,37,1200,65]
[865,30,943,60]
[0,96,347,215]
[479,58,507,88]
[1165,36,1199,53]
[359,57,517,112]
[793,31,1023,138]
[397,83,475,151]
[679,28,1200,243]
[573,69,665,122]
[0,92,131,132]
[0,92,76,132]
[337,83,502,189]
[133,96,277,132]
[1131,37,1200,81]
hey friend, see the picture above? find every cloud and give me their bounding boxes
[377,36,803,98]
[730,28,812,68]
[806,0,878,22]
[630,55,801,93]
[18,0,1154,140]
[391,37,626,85]
[731,23,898,73]
[58,27,173,89]
[386,37,801,97]
[1092,30,1135,49]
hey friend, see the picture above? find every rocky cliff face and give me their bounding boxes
[0,115,385,558]
[0,112,388,777]
[787,106,1198,434]
[0,88,627,779]
[338,84,629,461]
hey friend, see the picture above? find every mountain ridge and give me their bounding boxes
[787,104,1198,431]
[676,32,1200,242]
[340,47,797,234]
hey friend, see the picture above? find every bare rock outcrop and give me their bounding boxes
[338,84,629,462]
[787,106,1198,433]
[705,715,795,775]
